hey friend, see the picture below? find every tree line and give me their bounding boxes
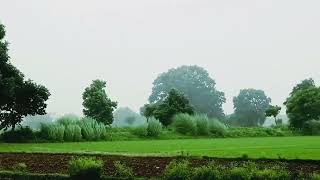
[1,22,319,131]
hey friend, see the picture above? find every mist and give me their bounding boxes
[1,0,319,116]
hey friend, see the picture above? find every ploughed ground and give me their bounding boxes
[0,153,319,178]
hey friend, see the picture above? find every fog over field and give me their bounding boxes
[0,0,319,115]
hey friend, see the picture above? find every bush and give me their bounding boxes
[252,168,290,180]
[208,118,227,136]
[147,118,162,137]
[40,124,65,142]
[13,163,28,173]
[312,173,320,180]
[164,160,190,180]
[69,157,103,180]
[172,114,196,135]
[1,126,35,143]
[194,114,209,136]
[303,120,320,135]
[131,124,148,137]
[192,165,220,180]
[113,161,134,179]
[78,117,98,140]
[64,125,82,142]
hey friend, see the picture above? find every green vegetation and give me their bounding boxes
[163,160,291,180]
[82,80,118,125]
[69,157,103,180]
[113,161,134,179]
[0,136,319,159]
[142,89,194,126]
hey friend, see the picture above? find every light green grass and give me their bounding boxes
[0,136,319,160]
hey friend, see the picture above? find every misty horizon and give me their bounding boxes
[1,0,319,116]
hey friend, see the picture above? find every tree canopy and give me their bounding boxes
[265,105,282,125]
[82,80,117,125]
[149,65,225,119]
[143,89,194,126]
[286,86,320,129]
[0,23,50,130]
[233,89,271,127]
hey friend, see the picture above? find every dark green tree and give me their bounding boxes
[0,23,50,130]
[265,105,282,125]
[82,80,117,125]
[285,87,320,129]
[290,78,315,95]
[149,65,225,119]
[233,89,271,127]
[143,89,194,126]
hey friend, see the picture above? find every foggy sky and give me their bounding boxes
[1,0,319,116]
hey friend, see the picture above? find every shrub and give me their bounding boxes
[113,161,134,179]
[194,114,209,135]
[13,163,28,173]
[64,125,82,142]
[1,126,35,143]
[208,118,227,136]
[312,173,320,180]
[303,120,320,135]
[40,124,65,142]
[78,117,97,140]
[147,118,162,137]
[164,160,190,180]
[253,168,290,180]
[69,157,103,180]
[131,124,148,137]
[191,165,220,180]
[172,113,196,135]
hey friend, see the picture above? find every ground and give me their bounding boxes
[0,136,319,159]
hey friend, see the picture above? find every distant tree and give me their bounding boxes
[265,105,282,125]
[125,116,136,125]
[143,89,194,126]
[82,80,117,125]
[149,65,225,119]
[0,23,50,130]
[285,87,320,129]
[233,89,271,127]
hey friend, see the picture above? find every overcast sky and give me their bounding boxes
[1,0,319,116]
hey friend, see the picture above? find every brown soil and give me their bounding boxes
[0,153,319,178]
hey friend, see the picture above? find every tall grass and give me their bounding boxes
[172,113,197,135]
[147,117,162,137]
[40,124,65,142]
[208,118,227,136]
[194,114,209,135]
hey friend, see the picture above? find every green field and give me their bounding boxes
[0,136,319,160]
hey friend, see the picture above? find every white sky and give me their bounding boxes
[0,0,319,116]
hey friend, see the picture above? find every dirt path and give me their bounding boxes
[0,153,319,178]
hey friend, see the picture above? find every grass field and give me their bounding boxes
[0,136,319,160]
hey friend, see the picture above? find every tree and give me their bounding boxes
[0,23,50,130]
[285,87,320,129]
[82,80,117,125]
[125,116,136,125]
[143,89,194,126]
[290,78,315,96]
[265,105,282,125]
[233,89,271,127]
[149,65,225,119]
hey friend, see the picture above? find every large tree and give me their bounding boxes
[149,65,225,119]
[285,86,320,129]
[143,89,194,126]
[233,89,271,127]
[82,80,117,125]
[0,23,50,130]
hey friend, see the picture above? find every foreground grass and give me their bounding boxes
[0,136,319,160]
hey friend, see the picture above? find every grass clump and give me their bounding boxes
[113,161,134,179]
[194,114,209,136]
[164,160,190,180]
[172,113,197,135]
[12,163,28,173]
[69,157,103,180]
[147,117,162,137]
[208,118,227,136]
[64,125,82,142]
[131,124,148,137]
[40,124,65,142]
[191,165,221,180]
